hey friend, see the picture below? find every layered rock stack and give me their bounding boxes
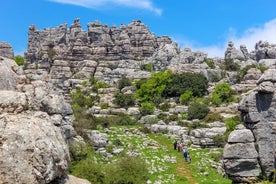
[0,42,14,59]
[0,55,76,183]
[223,69,276,183]
[24,18,171,67]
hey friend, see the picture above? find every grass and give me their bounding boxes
[70,125,232,184]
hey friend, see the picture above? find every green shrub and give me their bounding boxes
[168,113,179,122]
[204,58,215,69]
[100,103,108,109]
[70,156,105,183]
[141,63,153,71]
[180,90,194,105]
[140,102,155,116]
[187,102,210,120]
[224,58,240,71]
[213,134,227,147]
[204,112,223,122]
[236,64,268,83]
[113,93,135,108]
[135,70,172,104]
[104,156,149,184]
[118,77,132,90]
[48,48,56,61]
[211,83,235,106]
[159,102,171,111]
[210,151,222,162]
[14,55,24,66]
[225,116,242,132]
[164,72,208,98]
[93,81,109,92]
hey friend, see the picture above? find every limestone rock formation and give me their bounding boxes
[225,41,246,61]
[0,56,75,183]
[0,42,14,59]
[223,69,276,183]
[0,112,70,183]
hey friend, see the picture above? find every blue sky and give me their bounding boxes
[2,0,276,57]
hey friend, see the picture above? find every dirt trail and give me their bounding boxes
[175,157,198,184]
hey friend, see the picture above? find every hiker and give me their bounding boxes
[177,142,181,152]
[179,143,183,152]
[182,148,187,161]
[187,152,191,162]
[173,140,177,150]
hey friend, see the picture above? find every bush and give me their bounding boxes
[70,156,105,183]
[100,103,108,109]
[204,58,215,69]
[140,102,155,116]
[164,72,208,98]
[211,83,235,106]
[159,102,171,111]
[93,81,109,92]
[225,116,242,132]
[135,70,172,104]
[204,112,223,122]
[113,93,135,108]
[187,102,210,120]
[141,63,153,71]
[224,59,240,71]
[104,156,149,184]
[14,55,24,66]
[213,134,227,147]
[118,77,132,90]
[180,90,193,105]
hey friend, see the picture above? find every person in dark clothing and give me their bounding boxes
[173,140,177,150]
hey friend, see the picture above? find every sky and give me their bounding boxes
[2,0,276,57]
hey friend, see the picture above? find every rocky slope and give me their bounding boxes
[0,56,88,183]
[1,18,276,183]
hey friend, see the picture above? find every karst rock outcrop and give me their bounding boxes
[0,42,14,59]
[223,68,276,183]
[0,54,78,183]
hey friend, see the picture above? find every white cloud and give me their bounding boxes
[178,18,276,58]
[48,0,162,15]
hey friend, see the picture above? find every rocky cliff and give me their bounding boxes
[0,54,81,183]
[223,69,276,183]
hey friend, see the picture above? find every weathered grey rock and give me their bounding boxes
[223,159,261,183]
[86,130,108,149]
[223,143,258,159]
[0,42,14,59]
[0,112,70,184]
[225,68,276,182]
[258,59,276,68]
[0,57,24,90]
[227,128,255,143]
[225,41,245,60]
[139,115,158,124]
[243,68,262,81]
[0,91,27,113]
[189,127,226,147]
[53,174,91,184]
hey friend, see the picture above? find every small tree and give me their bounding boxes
[211,83,235,106]
[140,102,155,116]
[224,59,240,71]
[180,90,193,105]
[113,93,135,108]
[14,55,24,66]
[187,102,209,120]
[118,77,132,90]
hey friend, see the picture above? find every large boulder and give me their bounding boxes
[0,112,70,184]
[223,69,276,183]
[0,42,14,59]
